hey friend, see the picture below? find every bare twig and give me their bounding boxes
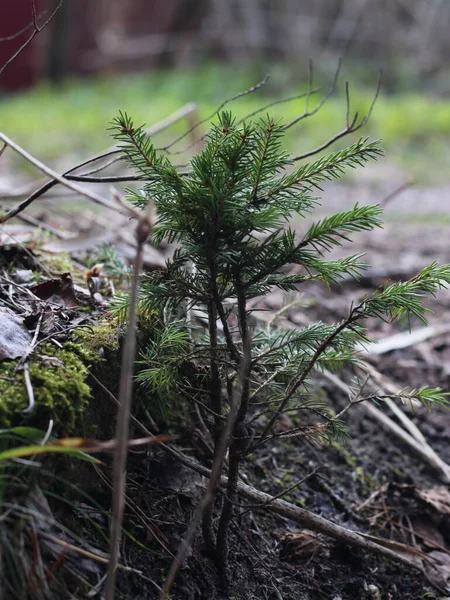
[355,323,450,356]
[160,445,426,573]
[160,75,270,155]
[254,310,360,448]
[322,369,450,483]
[94,379,431,579]
[231,467,320,512]
[282,60,341,131]
[40,532,159,581]
[104,206,153,600]
[0,104,196,223]
[381,179,414,207]
[0,18,35,42]
[0,223,54,274]
[235,87,321,126]
[0,0,65,78]
[0,133,119,217]
[292,72,381,162]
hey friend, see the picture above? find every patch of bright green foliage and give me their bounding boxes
[2,64,450,182]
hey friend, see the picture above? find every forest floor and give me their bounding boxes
[2,176,450,599]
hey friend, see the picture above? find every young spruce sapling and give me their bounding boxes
[110,110,450,574]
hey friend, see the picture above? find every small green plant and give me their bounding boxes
[110,110,450,577]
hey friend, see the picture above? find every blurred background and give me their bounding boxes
[1,0,450,215]
[2,0,450,91]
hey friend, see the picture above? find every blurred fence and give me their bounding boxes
[1,0,450,90]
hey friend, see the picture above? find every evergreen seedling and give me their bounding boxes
[110,110,450,576]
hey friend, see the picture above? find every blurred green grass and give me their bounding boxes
[1,64,450,183]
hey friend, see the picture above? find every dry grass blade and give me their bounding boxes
[104,206,153,600]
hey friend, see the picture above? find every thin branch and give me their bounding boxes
[160,349,251,599]
[254,310,359,448]
[292,71,382,162]
[66,173,145,183]
[381,179,414,207]
[215,275,252,569]
[213,287,240,364]
[322,369,450,484]
[0,19,35,42]
[282,60,341,131]
[95,383,429,578]
[0,133,119,218]
[235,87,321,126]
[76,155,125,177]
[161,445,426,573]
[232,468,320,512]
[0,0,65,78]
[0,104,196,223]
[160,75,270,154]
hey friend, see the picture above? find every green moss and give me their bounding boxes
[74,319,123,354]
[0,343,93,434]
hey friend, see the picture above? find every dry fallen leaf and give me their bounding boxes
[30,273,78,308]
[0,307,32,360]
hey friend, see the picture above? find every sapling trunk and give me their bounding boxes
[215,276,251,570]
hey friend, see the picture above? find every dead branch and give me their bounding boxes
[292,73,381,162]
[0,0,65,78]
[235,87,321,126]
[282,60,341,130]
[0,133,119,215]
[0,103,196,224]
[160,75,270,155]
[356,323,450,356]
[381,179,414,207]
[163,444,426,573]
[96,372,433,587]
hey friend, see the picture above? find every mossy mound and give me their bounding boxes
[0,342,95,434]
